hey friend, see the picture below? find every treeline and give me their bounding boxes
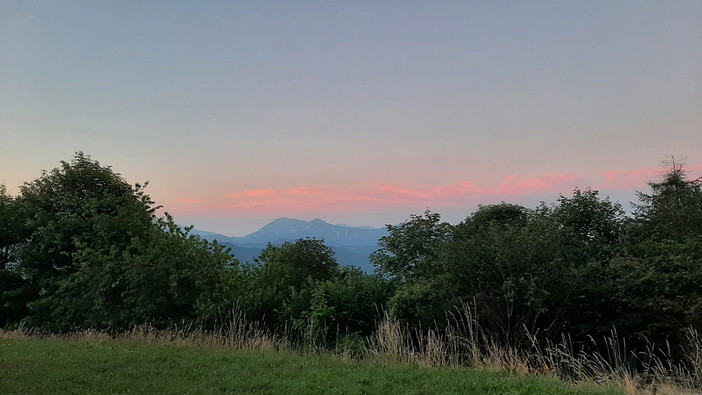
[1,153,701,354]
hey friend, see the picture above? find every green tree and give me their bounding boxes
[387,278,457,327]
[258,238,338,286]
[11,153,157,327]
[439,204,567,342]
[633,160,702,241]
[120,216,240,327]
[15,152,155,272]
[552,188,625,263]
[370,209,452,282]
[0,186,29,326]
[433,196,625,343]
[236,238,339,326]
[545,190,626,339]
[612,240,702,343]
[23,214,240,331]
[455,203,528,234]
[616,162,702,343]
[281,266,396,337]
[0,185,24,270]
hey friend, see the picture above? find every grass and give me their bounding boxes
[366,307,702,394]
[1,304,698,394]
[0,336,620,394]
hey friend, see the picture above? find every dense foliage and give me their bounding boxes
[1,153,701,356]
[0,154,238,331]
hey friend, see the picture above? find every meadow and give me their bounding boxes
[0,331,620,395]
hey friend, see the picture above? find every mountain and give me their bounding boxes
[188,229,233,241]
[231,218,388,247]
[216,242,263,265]
[191,218,388,272]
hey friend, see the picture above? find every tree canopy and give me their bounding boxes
[1,153,238,330]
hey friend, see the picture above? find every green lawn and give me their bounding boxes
[0,338,621,394]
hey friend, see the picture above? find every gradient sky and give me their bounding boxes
[1,1,701,236]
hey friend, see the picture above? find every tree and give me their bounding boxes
[236,238,339,326]
[21,213,240,331]
[258,237,338,286]
[0,185,24,270]
[437,204,570,342]
[455,202,528,234]
[612,240,702,344]
[370,209,452,282]
[280,266,396,340]
[387,277,457,327]
[15,152,155,275]
[633,160,702,241]
[420,197,624,343]
[4,153,245,330]
[0,186,29,326]
[118,216,239,328]
[6,153,158,328]
[536,190,626,339]
[551,188,625,263]
[616,162,702,343]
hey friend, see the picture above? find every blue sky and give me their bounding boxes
[1,1,701,235]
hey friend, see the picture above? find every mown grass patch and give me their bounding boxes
[0,337,620,394]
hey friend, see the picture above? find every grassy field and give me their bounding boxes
[0,337,621,394]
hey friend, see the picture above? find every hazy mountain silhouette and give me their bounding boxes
[191,218,388,272]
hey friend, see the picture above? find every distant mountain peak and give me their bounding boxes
[230,217,388,247]
[190,217,389,272]
[267,217,302,225]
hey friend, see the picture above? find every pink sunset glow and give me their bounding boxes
[168,166,681,220]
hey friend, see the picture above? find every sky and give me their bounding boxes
[1,1,701,236]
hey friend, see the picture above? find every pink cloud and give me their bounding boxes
[209,173,586,215]
[393,173,581,201]
[163,164,701,217]
[597,164,702,190]
[285,187,330,196]
[213,186,383,215]
[371,183,436,200]
[224,189,278,198]
[174,197,205,204]
[599,168,658,190]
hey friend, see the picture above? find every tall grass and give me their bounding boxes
[366,310,472,367]
[366,303,702,394]
[2,304,700,394]
[0,307,290,352]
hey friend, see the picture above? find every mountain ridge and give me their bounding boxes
[190,218,388,272]
[234,218,387,247]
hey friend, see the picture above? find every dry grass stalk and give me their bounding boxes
[0,326,34,340]
[366,305,702,394]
